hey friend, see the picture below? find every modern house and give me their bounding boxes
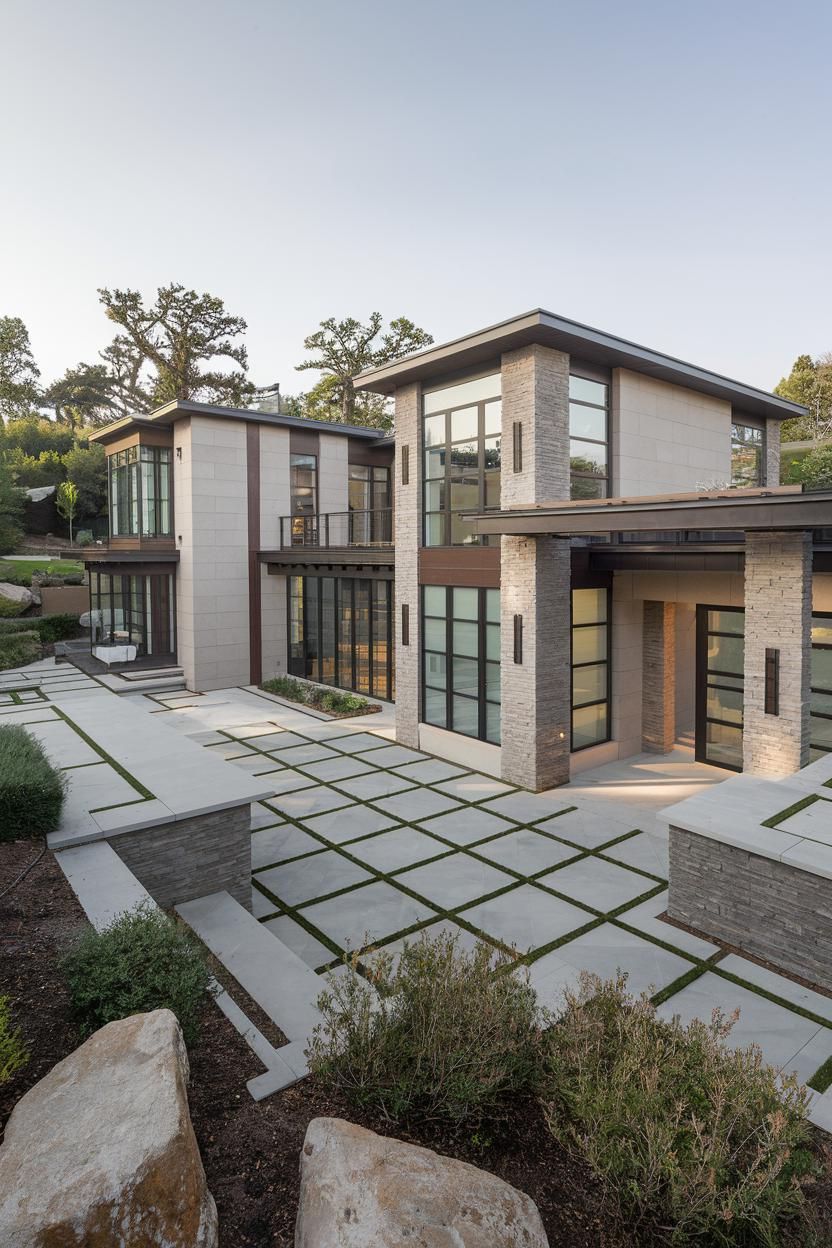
[84,310,832,791]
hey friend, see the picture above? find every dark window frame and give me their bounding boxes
[695,604,745,772]
[286,573,394,702]
[88,570,176,658]
[422,382,502,548]
[569,375,610,501]
[811,610,832,759]
[108,445,172,538]
[421,585,501,744]
[730,421,764,488]
[570,586,612,751]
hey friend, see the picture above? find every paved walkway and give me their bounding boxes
[127,682,832,1107]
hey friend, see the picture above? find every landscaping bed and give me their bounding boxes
[259,674,381,718]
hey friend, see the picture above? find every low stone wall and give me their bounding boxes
[109,804,251,910]
[668,825,832,990]
[40,584,90,615]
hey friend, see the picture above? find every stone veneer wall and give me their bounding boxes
[743,530,812,776]
[642,600,676,753]
[668,825,832,990]
[765,418,782,486]
[500,344,570,506]
[108,804,251,910]
[393,382,421,748]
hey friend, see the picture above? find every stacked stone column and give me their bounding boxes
[393,382,421,747]
[642,601,676,753]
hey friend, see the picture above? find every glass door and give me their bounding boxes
[695,606,745,771]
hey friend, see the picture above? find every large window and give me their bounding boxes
[570,376,609,499]
[109,445,172,537]
[89,571,175,657]
[423,372,501,546]
[290,453,317,543]
[288,575,393,701]
[811,612,832,760]
[696,606,745,771]
[348,463,391,544]
[731,422,763,487]
[422,586,500,744]
[571,588,610,749]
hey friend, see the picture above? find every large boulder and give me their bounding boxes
[295,1117,549,1247]
[0,1008,217,1247]
[0,582,34,612]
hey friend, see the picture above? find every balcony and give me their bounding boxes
[278,509,393,551]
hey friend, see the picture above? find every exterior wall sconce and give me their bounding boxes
[176,446,182,460]
[765,648,780,716]
[513,614,523,664]
[401,603,410,646]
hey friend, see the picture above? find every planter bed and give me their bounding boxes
[257,676,382,720]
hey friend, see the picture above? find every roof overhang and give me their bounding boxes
[89,400,387,444]
[354,309,806,423]
[467,485,832,538]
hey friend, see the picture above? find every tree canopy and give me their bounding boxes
[0,317,41,421]
[295,313,433,428]
[774,353,832,443]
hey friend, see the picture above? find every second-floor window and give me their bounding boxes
[569,376,609,499]
[109,445,172,537]
[290,453,317,542]
[423,371,501,546]
[348,464,391,544]
[731,422,763,487]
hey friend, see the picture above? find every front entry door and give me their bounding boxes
[695,605,745,771]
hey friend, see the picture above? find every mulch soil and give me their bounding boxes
[3,839,831,1247]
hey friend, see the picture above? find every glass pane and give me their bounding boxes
[450,512,478,545]
[812,691,832,715]
[707,610,744,636]
[812,648,832,691]
[424,617,446,651]
[425,448,445,478]
[572,662,607,708]
[372,580,389,698]
[570,438,607,474]
[569,376,607,406]
[452,656,479,697]
[571,475,607,500]
[424,652,447,688]
[483,434,501,470]
[320,579,336,685]
[425,513,444,546]
[569,403,606,441]
[486,589,500,624]
[424,686,447,726]
[305,580,319,681]
[449,442,478,472]
[452,695,479,737]
[425,481,444,511]
[354,581,370,694]
[812,616,832,644]
[423,586,446,617]
[705,721,743,768]
[449,478,479,511]
[423,372,501,414]
[338,580,353,689]
[486,700,501,745]
[453,619,478,657]
[706,684,743,724]
[450,407,478,441]
[485,660,500,701]
[424,413,445,447]
[707,633,744,675]
[572,624,607,665]
[484,470,501,507]
[572,702,608,749]
[484,400,501,435]
[572,588,607,626]
[453,588,479,620]
[810,716,832,749]
[486,623,500,661]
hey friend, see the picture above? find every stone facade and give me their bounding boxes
[765,418,781,486]
[668,825,832,991]
[642,600,676,753]
[108,804,251,910]
[393,382,421,748]
[500,535,571,790]
[500,344,570,505]
[743,530,812,776]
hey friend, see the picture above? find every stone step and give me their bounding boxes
[97,671,187,696]
[176,891,324,1047]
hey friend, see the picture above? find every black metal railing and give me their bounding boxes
[278,509,394,550]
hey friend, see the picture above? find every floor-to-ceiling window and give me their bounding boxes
[290,453,317,543]
[421,586,500,744]
[571,588,611,749]
[423,372,501,547]
[811,612,832,760]
[287,575,393,701]
[695,606,745,770]
[109,446,172,537]
[569,376,609,500]
[88,571,175,658]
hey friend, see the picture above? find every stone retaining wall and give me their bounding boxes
[668,825,832,990]
[109,804,251,910]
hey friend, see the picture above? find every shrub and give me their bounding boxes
[0,996,28,1085]
[61,905,213,1045]
[75,529,94,547]
[0,594,27,618]
[307,930,545,1129]
[0,723,67,838]
[0,613,81,643]
[540,973,817,1246]
[261,674,372,715]
[0,631,41,671]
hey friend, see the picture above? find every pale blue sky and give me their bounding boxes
[1,0,830,398]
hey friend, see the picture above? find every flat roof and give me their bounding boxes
[467,485,832,537]
[89,399,388,444]
[354,308,806,422]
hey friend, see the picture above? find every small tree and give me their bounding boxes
[56,480,79,544]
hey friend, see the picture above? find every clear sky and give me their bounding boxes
[1,0,830,398]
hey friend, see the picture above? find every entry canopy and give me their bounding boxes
[467,485,832,538]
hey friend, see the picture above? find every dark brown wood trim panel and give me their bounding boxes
[103,428,174,456]
[347,442,394,467]
[289,428,320,456]
[247,422,262,684]
[418,546,500,588]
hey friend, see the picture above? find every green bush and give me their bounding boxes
[0,996,28,1085]
[0,613,81,643]
[307,930,545,1129]
[541,973,817,1246]
[0,631,41,671]
[61,905,213,1045]
[0,594,27,618]
[75,529,94,547]
[261,674,372,715]
[0,723,67,838]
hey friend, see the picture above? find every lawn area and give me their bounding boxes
[0,559,84,585]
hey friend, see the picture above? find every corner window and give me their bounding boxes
[731,422,763,487]
[571,587,610,749]
[422,372,501,546]
[569,376,609,499]
[422,586,500,743]
[811,613,832,760]
[108,445,171,537]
